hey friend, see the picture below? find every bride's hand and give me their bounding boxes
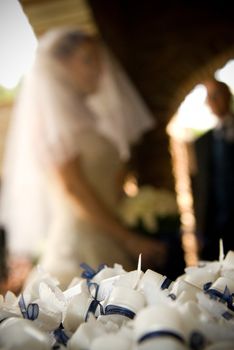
[125,233,168,269]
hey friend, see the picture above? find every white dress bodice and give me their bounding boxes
[40,130,135,288]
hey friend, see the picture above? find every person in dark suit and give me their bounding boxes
[190,78,234,260]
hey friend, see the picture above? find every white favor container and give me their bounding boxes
[106,286,145,316]
[90,333,132,350]
[134,304,186,349]
[63,292,93,333]
[0,317,50,350]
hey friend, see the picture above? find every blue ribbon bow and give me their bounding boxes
[80,263,106,281]
[18,294,39,321]
[203,283,234,312]
[85,282,104,321]
[53,324,69,347]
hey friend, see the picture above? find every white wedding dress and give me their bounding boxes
[40,130,135,288]
[0,28,155,289]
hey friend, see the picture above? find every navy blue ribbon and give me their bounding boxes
[52,345,61,350]
[168,293,176,300]
[18,294,39,320]
[203,282,212,291]
[80,263,106,281]
[53,324,69,347]
[105,304,136,319]
[161,277,172,290]
[204,284,234,312]
[85,282,104,321]
[222,311,233,320]
[138,330,185,344]
[189,331,206,350]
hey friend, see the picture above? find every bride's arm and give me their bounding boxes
[52,155,135,244]
[51,156,167,265]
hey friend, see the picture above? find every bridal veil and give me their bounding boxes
[0,27,155,258]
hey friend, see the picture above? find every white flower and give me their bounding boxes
[119,186,179,232]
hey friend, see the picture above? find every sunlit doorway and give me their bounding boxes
[167,60,234,266]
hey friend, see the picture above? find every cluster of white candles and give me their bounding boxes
[0,249,234,350]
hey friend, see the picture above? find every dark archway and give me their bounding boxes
[88,0,234,189]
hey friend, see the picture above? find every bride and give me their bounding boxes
[0,27,167,288]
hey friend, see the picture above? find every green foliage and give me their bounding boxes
[0,85,19,105]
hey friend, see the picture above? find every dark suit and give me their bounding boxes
[191,126,234,260]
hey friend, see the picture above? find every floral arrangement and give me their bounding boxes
[119,185,180,234]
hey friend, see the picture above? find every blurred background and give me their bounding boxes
[0,0,234,285]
